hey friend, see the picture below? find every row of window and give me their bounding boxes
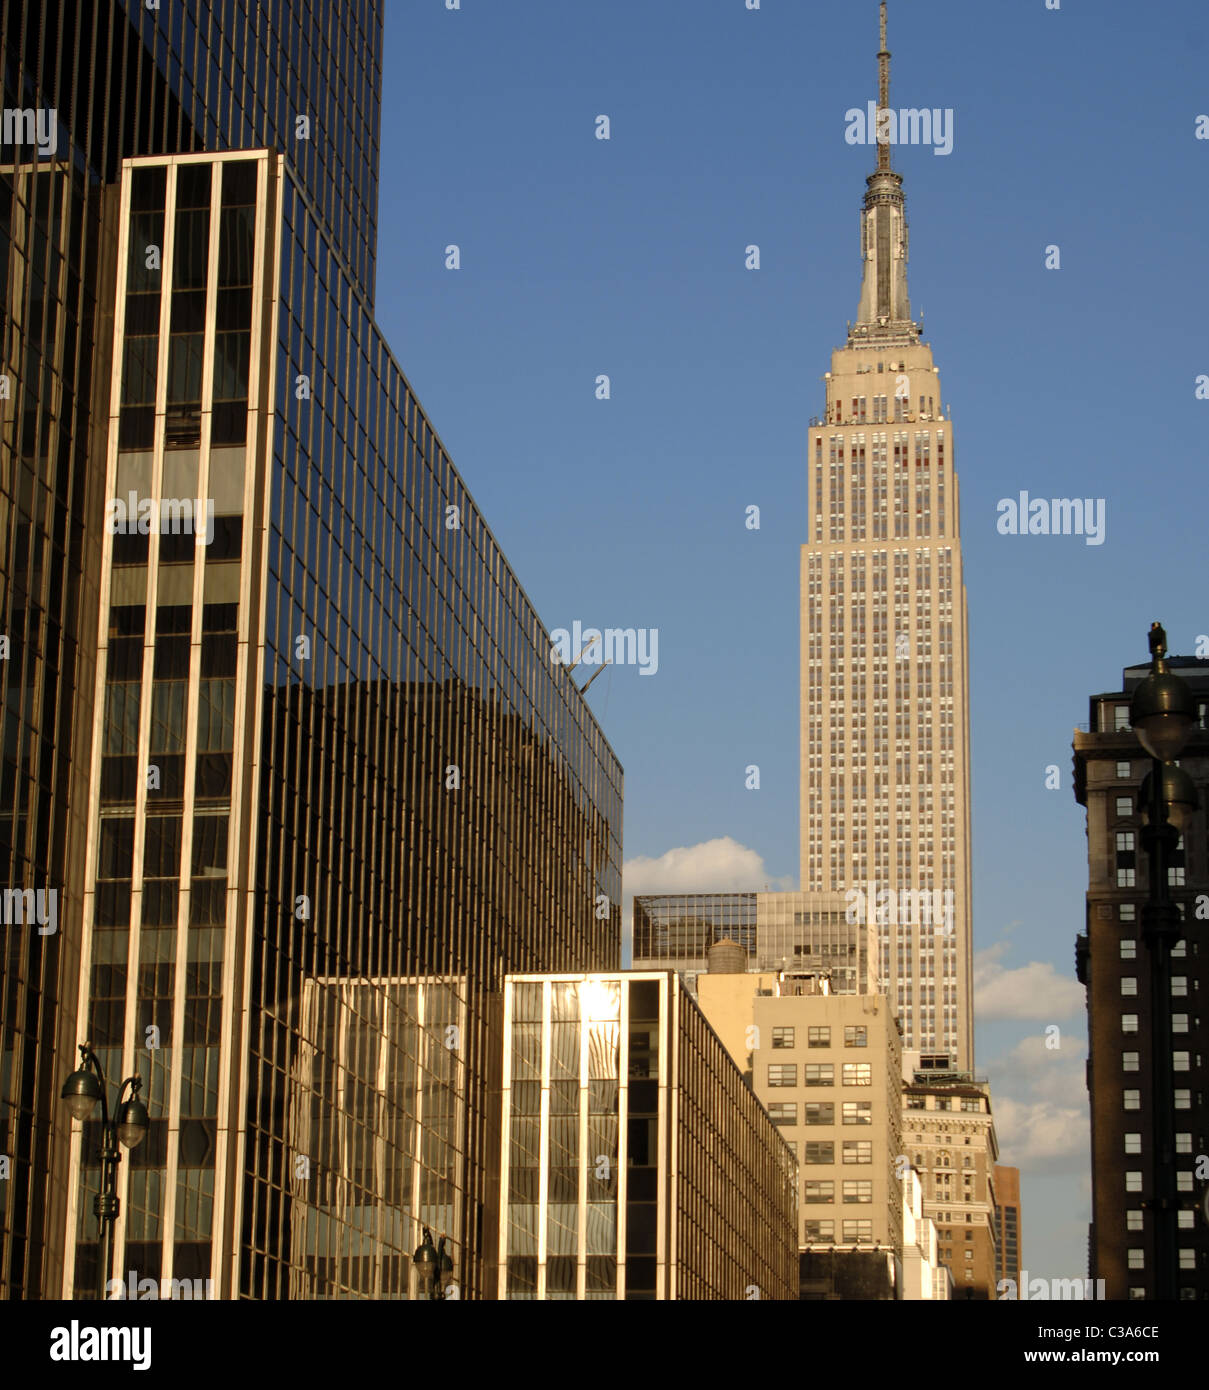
[799,1142,873,1164]
[767,1063,873,1088]
[804,1181,874,1204]
[804,1220,874,1243]
[771,1025,868,1049]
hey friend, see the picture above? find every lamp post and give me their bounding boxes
[412,1227,454,1300]
[1129,622,1197,1301]
[60,1042,150,1300]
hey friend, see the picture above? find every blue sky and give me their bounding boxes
[376,0,1209,1287]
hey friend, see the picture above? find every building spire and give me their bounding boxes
[878,1,891,173]
[850,0,920,344]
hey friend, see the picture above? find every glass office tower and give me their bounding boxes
[1,0,622,1300]
[1,0,386,1300]
[61,147,622,1300]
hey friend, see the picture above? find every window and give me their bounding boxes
[768,1064,797,1087]
[844,1025,868,1047]
[772,1026,795,1049]
[843,1101,872,1125]
[767,1102,797,1126]
[1116,760,1131,778]
[804,1181,834,1204]
[803,1141,834,1164]
[1128,1249,1144,1270]
[1172,1014,1189,1034]
[1119,903,1136,923]
[1123,1089,1140,1111]
[1126,1210,1144,1231]
[962,1155,973,1169]
[1177,1172,1193,1191]
[1121,977,1137,996]
[1122,1014,1138,1033]
[1172,977,1188,996]
[1113,705,1131,731]
[842,1063,872,1086]
[1175,1089,1191,1109]
[1179,1250,1196,1270]
[1120,939,1136,960]
[1115,796,1132,817]
[805,1102,834,1125]
[805,1064,834,1086]
[906,1096,926,1110]
[804,1220,834,1241]
[843,1180,873,1204]
[1173,1051,1190,1072]
[1124,1133,1142,1154]
[935,1098,951,1111]
[1125,1172,1142,1192]
[842,1141,872,1165]
[808,1026,831,1048]
[842,1220,873,1244]
[785,1142,798,1159]
[1176,1133,1192,1154]
[1123,1051,1139,1072]
[960,1099,980,1113]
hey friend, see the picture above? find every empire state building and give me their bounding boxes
[801,3,973,1069]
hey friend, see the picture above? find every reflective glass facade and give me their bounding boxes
[499,973,798,1300]
[64,148,622,1300]
[634,891,877,992]
[1,0,384,1299]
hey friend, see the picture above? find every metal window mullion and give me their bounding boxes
[497,982,513,1299]
[577,987,588,1300]
[115,155,179,1289]
[62,155,137,1297]
[617,978,628,1299]
[161,152,225,1293]
[655,975,668,1300]
[536,979,551,1300]
[225,150,279,1301]
[666,975,677,1301]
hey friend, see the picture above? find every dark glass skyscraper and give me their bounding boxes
[2,3,622,1299]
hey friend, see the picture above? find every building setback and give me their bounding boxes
[497,973,799,1300]
[1073,655,1209,1299]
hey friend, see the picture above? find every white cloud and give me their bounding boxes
[624,836,794,897]
[992,1096,1088,1172]
[984,1034,1089,1173]
[973,945,1083,1021]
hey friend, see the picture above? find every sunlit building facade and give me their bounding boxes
[497,972,798,1300]
[799,2,974,1071]
[0,0,385,1299]
[60,142,621,1300]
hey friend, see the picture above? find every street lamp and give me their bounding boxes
[61,1043,149,1300]
[1128,622,1198,1301]
[412,1227,455,1300]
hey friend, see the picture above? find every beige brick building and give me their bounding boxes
[901,1073,999,1299]
[697,970,903,1260]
